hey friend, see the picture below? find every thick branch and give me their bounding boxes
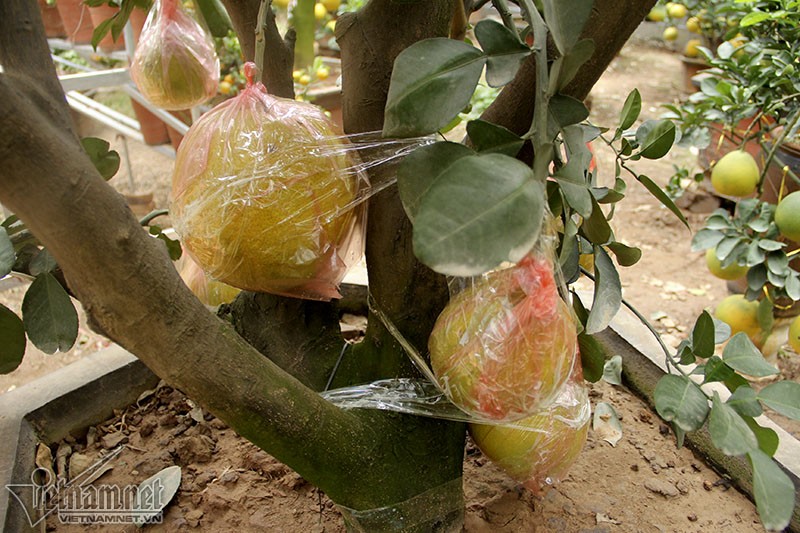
[481,0,657,134]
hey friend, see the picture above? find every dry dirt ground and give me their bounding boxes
[2,38,797,531]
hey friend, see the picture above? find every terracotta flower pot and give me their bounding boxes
[88,3,125,52]
[55,0,95,44]
[38,0,66,38]
[130,100,171,146]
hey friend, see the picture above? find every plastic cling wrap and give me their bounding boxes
[171,63,368,301]
[428,251,577,422]
[177,254,240,306]
[468,365,590,495]
[130,0,219,110]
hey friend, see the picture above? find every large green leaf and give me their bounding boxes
[727,385,762,418]
[21,273,78,354]
[397,142,474,222]
[585,246,621,334]
[691,311,716,359]
[606,241,641,267]
[581,197,612,245]
[748,449,794,532]
[412,154,543,276]
[709,392,758,455]
[474,19,530,87]
[0,226,14,277]
[618,89,642,131]
[702,356,734,384]
[636,175,689,228]
[743,417,779,457]
[548,94,590,129]
[722,333,779,378]
[540,0,594,55]
[466,120,524,156]
[654,374,709,432]
[758,381,800,420]
[81,137,120,181]
[384,39,486,137]
[636,120,676,160]
[577,331,607,383]
[195,0,233,38]
[554,39,595,89]
[0,304,26,374]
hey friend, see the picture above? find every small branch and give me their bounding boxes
[490,0,518,38]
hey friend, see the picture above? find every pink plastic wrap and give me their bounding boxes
[130,0,219,110]
[428,251,578,422]
[171,63,367,301]
[469,360,590,494]
[177,254,240,307]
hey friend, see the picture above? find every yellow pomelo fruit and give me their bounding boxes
[775,191,800,242]
[429,255,577,422]
[470,377,589,493]
[789,315,800,353]
[321,0,340,12]
[647,6,666,21]
[710,150,759,197]
[314,2,327,19]
[705,248,748,280]
[171,85,362,300]
[667,3,687,18]
[684,38,702,58]
[663,26,679,41]
[715,294,762,342]
[686,16,701,33]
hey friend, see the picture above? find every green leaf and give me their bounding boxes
[726,385,762,418]
[743,417,779,457]
[581,197,612,245]
[0,226,14,277]
[702,356,734,383]
[758,381,800,420]
[619,89,642,131]
[606,241,641,267]
[691,229,724,251]
[81,137,120,181]
[157,233,182,262]
[540,0,593,55]
[413,154,543,276]
[748,449,794,531]
[91,16,115,51]
[722,333,779,378]
[384,39,486,137]
[195,0,233,38]
[757,299,774,335]
[739,11,772,27]
[577,331,606,383]
[466,120,524,156]
[559,216,580,283]
[397,142,474,222]
[0,304,26,374]
[691,311,716,359]
[602,355,623,386]
[708,392,758,455]
[474,19,530,87]
[654,374,709,432]
[21,273,78,354]
[548,94,590,129]
[585,246,621,334]
[29,249,57,276]
[555,39,595,89]
[636,175,689,228]
[636,120,676,159]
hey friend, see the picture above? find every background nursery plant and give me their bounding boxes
[0,0,799,531]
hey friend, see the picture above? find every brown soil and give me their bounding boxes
[3,39,798,531]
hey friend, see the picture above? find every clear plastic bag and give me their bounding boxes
[171,62,369,301]
[468,360,590,494]
[177,254,240,307]
[130,0,219,110]
[427,249,578,422]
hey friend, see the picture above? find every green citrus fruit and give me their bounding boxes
[775,191,800,242]
[663,26,679,41]
[171,83,362,300]
[469,377,589,493]
[705,248,748,280]
[715,294,762,342]
[429,255,577,422]
[789,315,800,353]
[710,150,760,197]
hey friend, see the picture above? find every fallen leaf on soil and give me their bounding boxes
[593,402,623,446]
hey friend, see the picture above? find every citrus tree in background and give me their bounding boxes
[0,0,798,530]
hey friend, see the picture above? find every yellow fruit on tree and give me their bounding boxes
[314,2,327,20]
[705,248,748,280]
[686,16,701,33]
[667,3,687,18]
[711,150,760,197]
[316,66,330,81]
[321,0,340,12]
[789,315,800,353]
[775,191,800,242]
[663,26,679,41]
[429,254,577,422]
[715,294,762,342]
[647,6,666,21]
[171,63,364,300]
[684,38,702,58]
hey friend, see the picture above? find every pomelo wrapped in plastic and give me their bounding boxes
[428,251,577,422]
[469,361,590,494]
[177,254,240,307]
[171,62,367,301]
[131,0,219,110]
